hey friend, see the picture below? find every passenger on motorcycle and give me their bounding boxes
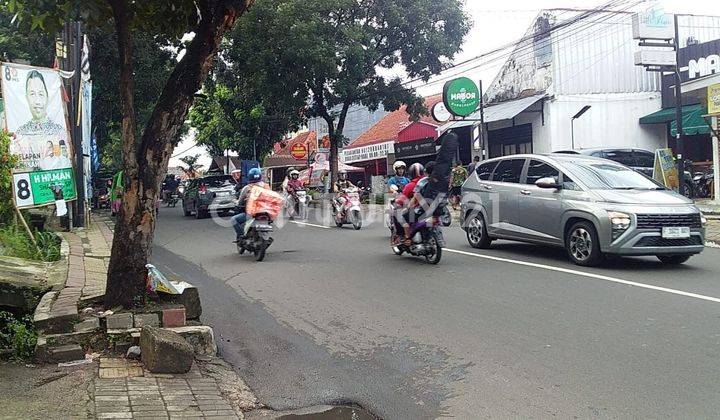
[232,168,265,241]
[387,161,409,192]
[392,163,425,245]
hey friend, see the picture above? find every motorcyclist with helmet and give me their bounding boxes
[333,170,356,211]
[392,163,425,245]
[387,160,409,192]
[281,166,296,191]
[232,167,265,241]
[285,169,305,216]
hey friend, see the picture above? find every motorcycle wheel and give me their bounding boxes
[351,210,362,230]
[441,207,452,227]
[237,243,245,255]
[424,232,442,265]
[254,243,267,262]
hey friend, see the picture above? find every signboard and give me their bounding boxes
[632,9,673,40]
[653,148,679,190]
[12,168,77,208]
[290,143,308,160]
[343,141,393,164]
[443,77,479,117]
[634,50,676,67]
[708,83,720,116]
[431,102,452,122]
[1,62,76,208]
[394,137,437,159]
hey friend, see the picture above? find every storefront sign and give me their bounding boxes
[394,137,437,159]
[2,62,76,208]
[687,54,720,80]
[653,148,679,190]
[343,141,393,164]
[443,77,479,117]
[632,9,673,40]
[431,102,452,122]
[290,143,308,160]
[708,84,720,116]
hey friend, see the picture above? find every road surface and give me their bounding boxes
[153,205,720,419]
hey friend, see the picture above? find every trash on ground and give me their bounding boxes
[146,263,192,295]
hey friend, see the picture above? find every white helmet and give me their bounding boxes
[290,169,300,179]
[393,160,406,172]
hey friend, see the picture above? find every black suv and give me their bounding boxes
[181,173,237,219]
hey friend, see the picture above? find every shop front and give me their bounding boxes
[342,141,393,186]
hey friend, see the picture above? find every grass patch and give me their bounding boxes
[0,224,61,262]
[0,311,37,361]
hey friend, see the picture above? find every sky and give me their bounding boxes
[169,0,720,170]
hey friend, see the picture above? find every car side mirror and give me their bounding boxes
[535,177,561,189]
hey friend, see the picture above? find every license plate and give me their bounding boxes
[662,227,690,239]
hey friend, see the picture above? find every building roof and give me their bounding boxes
[207,156,243,173]
[263,131,317,168]
[345,95,442,150]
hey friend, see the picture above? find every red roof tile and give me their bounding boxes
[346,94,442,150]
[264,131,317,168]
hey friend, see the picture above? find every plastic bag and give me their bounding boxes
[146,264,191,295]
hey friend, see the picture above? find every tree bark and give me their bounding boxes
[105,0,250,308]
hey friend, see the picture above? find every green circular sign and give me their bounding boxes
[443,77,480,117]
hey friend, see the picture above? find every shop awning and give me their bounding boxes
[438,94,546,132]
[639,104,710,136]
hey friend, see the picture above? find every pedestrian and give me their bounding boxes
[467,155,480,175]
[450,161,468,210]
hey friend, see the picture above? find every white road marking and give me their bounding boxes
[289,221,331,229]
[445,248,720,304]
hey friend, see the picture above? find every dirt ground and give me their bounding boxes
[0,360,94,419]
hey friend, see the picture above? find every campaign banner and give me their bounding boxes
[2,62,76,208]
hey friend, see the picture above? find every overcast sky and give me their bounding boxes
[170,0,720,169]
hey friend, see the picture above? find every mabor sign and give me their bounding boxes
[443,77,479,117]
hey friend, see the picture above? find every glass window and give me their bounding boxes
[525,160,559,184]
[476,161,499,180]
[202,175,235,188]
[565,161,664,190]
[602,150,635,167]
[562,173,581,191]
[634,151,655,168]
[492,159,525,184]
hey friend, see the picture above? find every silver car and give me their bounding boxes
[460,154,706,266]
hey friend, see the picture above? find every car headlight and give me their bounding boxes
[608,211,631,239]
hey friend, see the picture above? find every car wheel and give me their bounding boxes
[565,221,604,266]
[657,255,691,265]
[466,213,492,249]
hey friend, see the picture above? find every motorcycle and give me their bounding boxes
[165,189,180,207]
[237,212,274,262]
[333,187,363,230]
[286,189,308,220]
[693,167,714,199]
[385,185,401,235]
[391,213,444,264]
[440,203,452,227]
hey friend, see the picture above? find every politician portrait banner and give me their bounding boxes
[2,62,76,208]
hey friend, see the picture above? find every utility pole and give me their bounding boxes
[673,14,685,195]
[62,21,85,226]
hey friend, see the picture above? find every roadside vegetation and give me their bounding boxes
[0,311,38,361]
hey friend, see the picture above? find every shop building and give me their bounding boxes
[440,10,673,159]
[263,131,317,189]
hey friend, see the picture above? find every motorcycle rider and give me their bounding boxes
[232,168,265,242]
[333,170,356,212]
[285,169,304,215]
[387,161,409,192]
[392,163,425,245]
[281,166,296,191]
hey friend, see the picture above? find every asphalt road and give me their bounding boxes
[153,204,720,419]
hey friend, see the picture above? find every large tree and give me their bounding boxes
[10,0,254,307]
[222,0,469,180]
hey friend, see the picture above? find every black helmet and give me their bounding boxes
[408,163,424,179]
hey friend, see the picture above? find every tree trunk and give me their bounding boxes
[105,0,249,308]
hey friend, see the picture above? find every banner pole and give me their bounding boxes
[15,207,40,252]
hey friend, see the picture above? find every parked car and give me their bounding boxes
[461,154,706,266]
[182,173,237,219]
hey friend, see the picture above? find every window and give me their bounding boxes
[202,175,235,188]
[476,161,499,180]
[525,160,559,184]
[603,150,635,167]
[634,150,655,168]
[564,162,664,190]
[492,159,525,183]
[562,173,581,191]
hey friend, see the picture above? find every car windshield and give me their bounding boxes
[202,176,234,188]
[564,161,664,190]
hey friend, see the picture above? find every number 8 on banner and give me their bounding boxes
[12,173,34,207]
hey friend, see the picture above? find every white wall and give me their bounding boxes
[544,93,667,152]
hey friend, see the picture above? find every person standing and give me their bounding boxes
[450,162,468,210]
[467,155,480,175]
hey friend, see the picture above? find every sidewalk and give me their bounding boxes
[4,213,260,419]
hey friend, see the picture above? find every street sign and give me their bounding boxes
[708,83,720,116]
[443,77,479,117]
[431,102,452,122]
[290,143,308,160]
[12,168,77,208]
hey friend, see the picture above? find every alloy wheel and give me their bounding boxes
[569,227,592,261]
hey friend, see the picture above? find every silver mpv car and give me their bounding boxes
[460,154,706,266]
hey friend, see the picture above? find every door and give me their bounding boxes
[488,158,526,236]
[517,159,564,244]
[467,160,500,226]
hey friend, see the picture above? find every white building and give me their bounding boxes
[442,9,672,159]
